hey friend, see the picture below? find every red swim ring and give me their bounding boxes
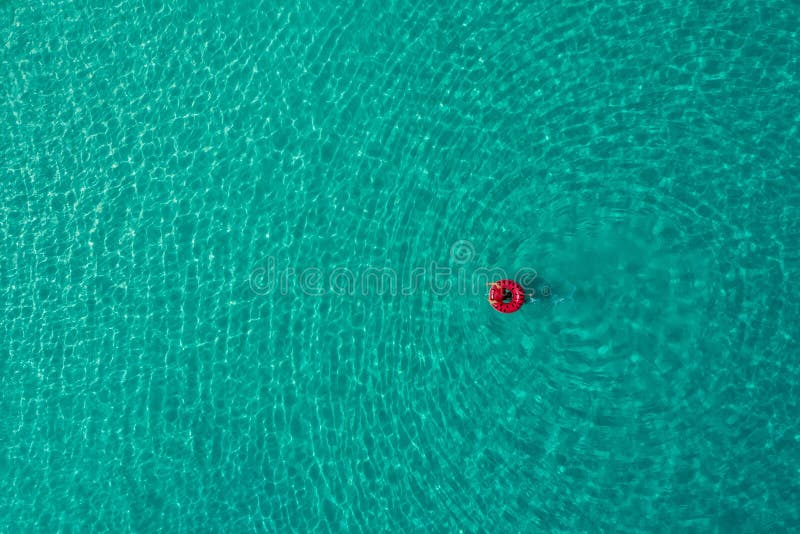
[488,279,525,313]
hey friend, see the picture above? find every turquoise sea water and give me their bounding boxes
[2,1,800,531]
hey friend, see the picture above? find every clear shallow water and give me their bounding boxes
[2,0,799,531]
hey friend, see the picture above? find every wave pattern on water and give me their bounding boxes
[2,0,800,531]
